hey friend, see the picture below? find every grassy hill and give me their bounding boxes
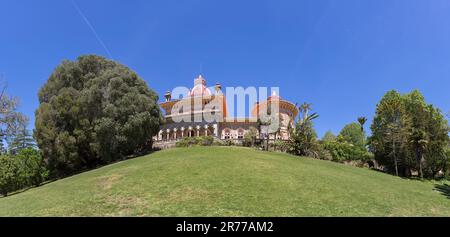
[0,146,449,217]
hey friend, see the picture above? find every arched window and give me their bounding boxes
[224,129,231,139]
[237,129,245,139]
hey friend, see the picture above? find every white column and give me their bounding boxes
[166,129,170,141]
[204,125,209,136]
[188,126,193,137]
[213,124,218,137]
[181,127,185,138]
[196,125,201,137]
[174,128,178,140]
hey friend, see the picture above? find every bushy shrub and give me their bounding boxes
[222,139,235,146]
[17,149,48,187]
[242,133,253,147]
[176,137,194,147]
[176,136,215,147]
[0,149,49,197]
[242,127,258,147]
[270,140,290,152]
[317,145,333,161]
[200,136,214,146]
[0,155,22,197]
[322,141,372,163]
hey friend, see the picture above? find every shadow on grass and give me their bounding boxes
[434,184,450,199]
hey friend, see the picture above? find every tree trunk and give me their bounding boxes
[419,154,424,180]
[393,155,399,177]
[393,138,399,176]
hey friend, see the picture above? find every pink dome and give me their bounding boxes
[189,75,212,97]
[189,84,212,97]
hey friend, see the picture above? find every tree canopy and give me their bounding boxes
[369,90,449,178]
[34,55,162,177]
[321,130,336,142]
[339,122,366,149]
[0,78,28,155]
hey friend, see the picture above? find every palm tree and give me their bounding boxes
[357,116,368,148]
[298,103,318,124]
[289,102,320,158]
[357,116,367,132]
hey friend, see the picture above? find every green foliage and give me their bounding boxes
[321,130,337,142]
[16,149,48,187]
[0,149,48,197]
[8,129,36,155]
[0,138,6,156]
[369,90,450,178]
[200,136,214,146]
[222,139,236,147]
[175,136,215,147]
[243,127,258,147]
[270,140,290,152]
[288,103,320,158]
[0,155,21,197]
[322,141,373,163]
[357,116,368,131]
[34,55,162,177]
[175,137,196,147]
[339,122,366,148]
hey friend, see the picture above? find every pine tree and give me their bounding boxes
[8,129,36,155]
[0,136,6,155]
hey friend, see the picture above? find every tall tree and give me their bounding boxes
[8,127,36,155]
[370,91,412,176]
[369,90,449,178]
[0,77,28,151]
[34,55,163,177]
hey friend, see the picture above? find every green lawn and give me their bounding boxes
[0,146,449,217]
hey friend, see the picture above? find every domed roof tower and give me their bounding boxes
[189,75,212,97]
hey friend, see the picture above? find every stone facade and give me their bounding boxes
[153,75,298,148]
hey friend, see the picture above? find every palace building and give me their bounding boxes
[153,75,298,148]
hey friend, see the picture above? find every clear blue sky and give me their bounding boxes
[1,0,449,137]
